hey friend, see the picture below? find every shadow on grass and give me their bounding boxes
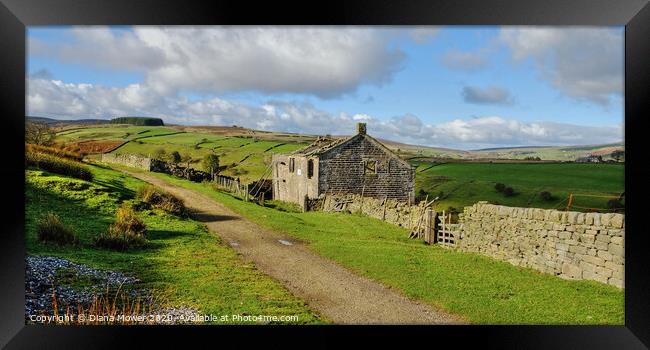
[190,211,240,223]
[148,229,197,241]
[94,178,136,200]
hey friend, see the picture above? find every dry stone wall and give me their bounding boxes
[318,193,429,230]
[456,202,624,288]
[101,153,153,170]
[101,153,211,182]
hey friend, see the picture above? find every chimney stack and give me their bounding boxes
[357,122,367,135]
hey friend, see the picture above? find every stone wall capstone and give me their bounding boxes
[456,202,624,288]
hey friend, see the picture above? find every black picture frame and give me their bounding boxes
[1,0,649,348]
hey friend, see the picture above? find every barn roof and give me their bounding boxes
[291,136,348,156]
[290,124,413,168]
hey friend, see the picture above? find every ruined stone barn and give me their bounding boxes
[272,123,415,205]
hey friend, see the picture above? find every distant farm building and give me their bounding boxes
[575,155,603,163]
[272,123,415,206]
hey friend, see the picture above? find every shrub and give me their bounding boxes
[202,154,220,174]
[136,185,187,216]
[26,151,93,181]
[152,148,167,161]
[503,187,515,197]
[415,189,429,202]
[95,204,147,251]
[495,183,506,192]
[25,122,55,145]
[170,151,182,164]
[539,191,554,201]
[607,198,625,211]
[37,212,78,246]
[26,144,84,161]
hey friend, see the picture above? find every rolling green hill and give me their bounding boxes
[52,124,623,212]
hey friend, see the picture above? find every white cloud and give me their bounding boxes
[441,50,488,71]
[27,77,622,150]
[461,85,514,105]
[499,27,623,105]
[32,26,406,98]
[408,27,441,44]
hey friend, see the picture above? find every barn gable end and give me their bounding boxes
[273,123,415,205]
[318,131,415,201]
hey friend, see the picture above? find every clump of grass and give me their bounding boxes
[26,151,93,181]
[46,286,165,325]
[136,185,187,216]
[495,182,516,197]
[539,191,554,201]
[36,212,79,246]
[607,198,625,212]
[95,204,147,250]
[26,143,84,161]
[503,186,516,197]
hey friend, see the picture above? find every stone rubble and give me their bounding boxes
[25,255,201,324]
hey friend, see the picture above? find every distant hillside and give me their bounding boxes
[26,116,109,125]
[473,145,550,151]
[468,142,624,161]
[110,117,165,126]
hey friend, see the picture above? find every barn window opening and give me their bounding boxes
[289,158,295,172]
[364,159,377,174]
[307,159,314,178]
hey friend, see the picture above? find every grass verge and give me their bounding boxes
[26,165,324,324]
[134,167,624,325]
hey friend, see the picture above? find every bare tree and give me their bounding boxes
[25,122,55,145]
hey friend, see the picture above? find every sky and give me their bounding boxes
[26,26,624,150]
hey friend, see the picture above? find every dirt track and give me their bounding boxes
[125,171,464,325]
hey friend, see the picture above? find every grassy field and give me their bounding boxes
[56,125,180,142]
[55,125,624,213]
[56,125,307,182]
[415,162,624,213]
[26,165,324,324]
[116,132,306,181]
[131,168,624,325]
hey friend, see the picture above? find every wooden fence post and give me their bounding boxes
[442,210,446,245]
[425,208,433,245]
[433,211,439,244]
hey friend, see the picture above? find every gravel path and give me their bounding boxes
[125,170,464,325]
[25,256,200,324]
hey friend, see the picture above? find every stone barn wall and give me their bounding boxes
[101,153,153,170]
[272,154,320,205]
[456,202,624,288]
[318,136,415,202]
